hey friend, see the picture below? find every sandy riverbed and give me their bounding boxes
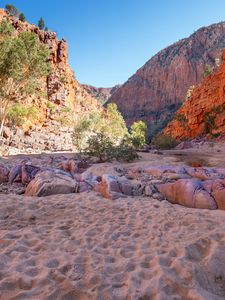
[0,145,225,299]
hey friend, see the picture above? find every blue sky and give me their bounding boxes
[1,0,225,87]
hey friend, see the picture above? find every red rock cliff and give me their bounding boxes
[0,9,100,114]
[164,50,225,140]
[107,22,225,132]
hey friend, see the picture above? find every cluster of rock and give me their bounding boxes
[0,159,224,210]
[2,123,73,155]
[165,50,225,139]
[107,22,225,128]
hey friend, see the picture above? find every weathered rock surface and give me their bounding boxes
[25,170,78,197]
[0,164,10,183]
[82,84,121,104]
[156,179,218,209]
[107,22,225,131]
[0,9,101,153]
[164,50,225,139]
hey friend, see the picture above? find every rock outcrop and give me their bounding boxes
[0,9,101,153]
[107,22,225,133]
[164,50,225,139]
[82,84,121,104]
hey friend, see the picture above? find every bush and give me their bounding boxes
[85,133,115,162]
[19,13,26,22]
[0,20,14,35]
[85,132,138,163]
[47,101,56,111]
[114,138,138,162]
[203,65,214,77]
[38,17,45,30]
[130,120,147,149]
[7,104,37,126]
[152,133,178,150]
[5,4,19,16]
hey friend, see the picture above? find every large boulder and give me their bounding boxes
[25,170,78,197]
[156,179,217,209]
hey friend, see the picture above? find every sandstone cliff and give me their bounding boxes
[164,50,225,140]
[0,9,101,153]
[107,22,225,135]
[82,84,120,104]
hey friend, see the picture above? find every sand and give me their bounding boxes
[0,145,225,299]
[0,192,225,300]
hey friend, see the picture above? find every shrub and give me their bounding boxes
[47,101,56,111]
[85,133,115,162]
[85,132,138,163]
[19,13,26,22]
[152,133,178,150]
[114,138,138,162]
[130,120,147,149]
[38,17,45,30]
[203,65,214,77]
[5,4,19,16]
[0,20,14,35]
[61,106,71,113]
[7,104,37,126]
[60,75,68,84]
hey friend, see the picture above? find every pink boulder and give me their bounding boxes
[25,170,78,197]
[156,179,217,209]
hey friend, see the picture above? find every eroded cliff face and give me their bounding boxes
[107,22,225,132]
[82,84,121,104]
[0,9,101,153]
[164,50,225,140]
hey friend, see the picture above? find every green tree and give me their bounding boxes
[19,13,26,22]
[5,4,19,16]
[38,17,45,30]
[130,120,147,148]
[104,103,128,141]
[44,27,49,32]
[0,21,50,136]
[72,116,91,152]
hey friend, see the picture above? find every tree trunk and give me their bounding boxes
[0,116,5,138]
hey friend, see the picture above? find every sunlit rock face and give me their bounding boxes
[165,50,225,139]
[107,22,225,132]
